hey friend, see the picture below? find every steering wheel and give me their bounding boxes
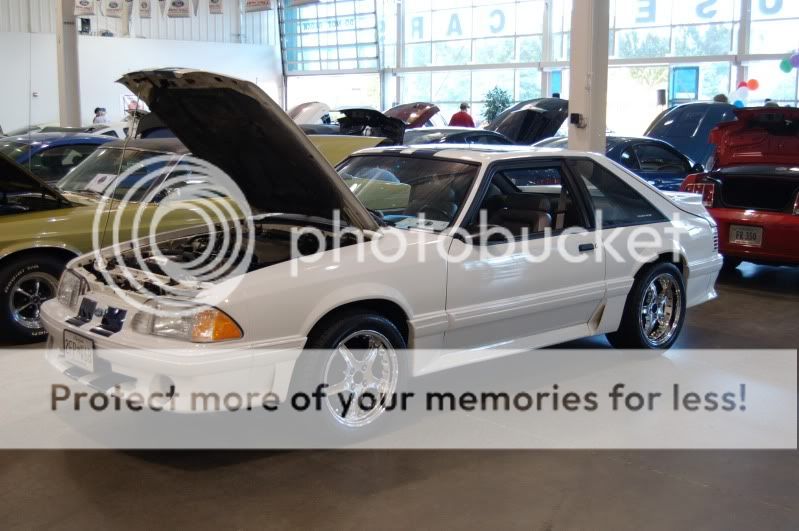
[417,204,452,221]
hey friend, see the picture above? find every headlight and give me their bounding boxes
[56,270,85,310]
[132,301,243,343]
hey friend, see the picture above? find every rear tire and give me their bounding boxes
[0,254,66,344]
[290,310,408,438]
[606,262,686,350]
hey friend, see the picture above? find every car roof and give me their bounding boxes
[3,132,113,145]
[104,137,189,154]
[353,144,600,164]
[405,127,498,135]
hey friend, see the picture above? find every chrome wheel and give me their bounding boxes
[9,271,58,330]
[639,273,682,347]
[322,330,399,428]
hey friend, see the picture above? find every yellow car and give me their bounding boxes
[0,134,380,342]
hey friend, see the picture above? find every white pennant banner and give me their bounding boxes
[74,0,96,16]
[158,0,167,16]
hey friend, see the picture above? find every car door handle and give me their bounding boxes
[578,243,595,253]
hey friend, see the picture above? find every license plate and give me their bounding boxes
[730,225,763,247]
[63,330,94,372]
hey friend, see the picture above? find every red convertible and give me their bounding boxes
[681,107,799,269]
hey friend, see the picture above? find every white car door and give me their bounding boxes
[443,159,606,352]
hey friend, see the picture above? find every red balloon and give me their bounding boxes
[747,79,759,90]
[737,81,748,89]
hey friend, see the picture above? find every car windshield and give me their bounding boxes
[57,147,179,202]
[339,155,478,231]
[0,140,30,160]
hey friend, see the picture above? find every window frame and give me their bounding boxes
[565,157,669,230]
[459,157,594,244]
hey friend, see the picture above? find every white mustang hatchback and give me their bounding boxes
[42,70,722,430]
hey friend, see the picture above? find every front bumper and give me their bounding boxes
[41,296,305,412]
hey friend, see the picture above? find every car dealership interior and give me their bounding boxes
[0,0,797,529]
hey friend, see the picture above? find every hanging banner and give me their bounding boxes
[244,0,272,13]
[139,0,151,18]
[158,0,167,16]
[124,0,134,15]
[193,0,200,16]
[104,0,124,18]
[287,0,319,6]
[166,0,191,17]
[208,0,223,15]
[74,0,96,16]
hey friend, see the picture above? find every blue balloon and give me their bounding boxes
[733,100,745,108]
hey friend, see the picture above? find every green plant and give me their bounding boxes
[482,87,513,122]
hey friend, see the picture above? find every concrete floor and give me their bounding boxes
[1,263,797,530]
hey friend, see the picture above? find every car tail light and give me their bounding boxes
[681,173,716,207]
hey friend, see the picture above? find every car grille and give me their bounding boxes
[720,176,799,212]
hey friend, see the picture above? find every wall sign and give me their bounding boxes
[139,0,151,19]
[209,0,223,15]
[166,0,190,18]
[74,0,96,16]
[245,0,272,13]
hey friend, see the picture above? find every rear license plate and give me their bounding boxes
[730,225,763,247]
[63,330,94,372]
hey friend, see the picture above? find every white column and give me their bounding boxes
[56,0,82,126]
[567,0,609,153]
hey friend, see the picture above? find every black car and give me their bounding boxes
[403,127,515,145]
[534,135,702,191]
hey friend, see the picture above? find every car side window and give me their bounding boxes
[474,164,585,239]
[634,144,690,172]
[566,159,666,228]
[27,144,98,182]
[619,147,639,170]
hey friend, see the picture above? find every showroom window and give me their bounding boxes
[282,0,379,72]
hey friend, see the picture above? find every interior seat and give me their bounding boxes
[488,195,552,235]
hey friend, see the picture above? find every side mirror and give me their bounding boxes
[691,163,705,173]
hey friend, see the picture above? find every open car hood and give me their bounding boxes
[333,107,405,145]
[117,69,379,232]
[385,102,441,129]
[288,102,331,125]
[487,98,569,144]
[709,107,799,168]
[0,152,69,204]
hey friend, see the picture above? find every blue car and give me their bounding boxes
[533,135,703,191]
[0,133,114,184]
[644,102,736,169]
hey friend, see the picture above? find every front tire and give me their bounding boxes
[606,262,686,350]
[0,254,66,344]
[291,310,408,434]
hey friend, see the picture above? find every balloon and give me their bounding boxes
[733,100,745,108]
[733,86,749,100]
[747,79,759,91]
[781,58,794,73]
[791,54,799,68]
[737,81,748,89]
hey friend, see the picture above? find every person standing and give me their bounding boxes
[93,107,109,124]
[449,102,475,127]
